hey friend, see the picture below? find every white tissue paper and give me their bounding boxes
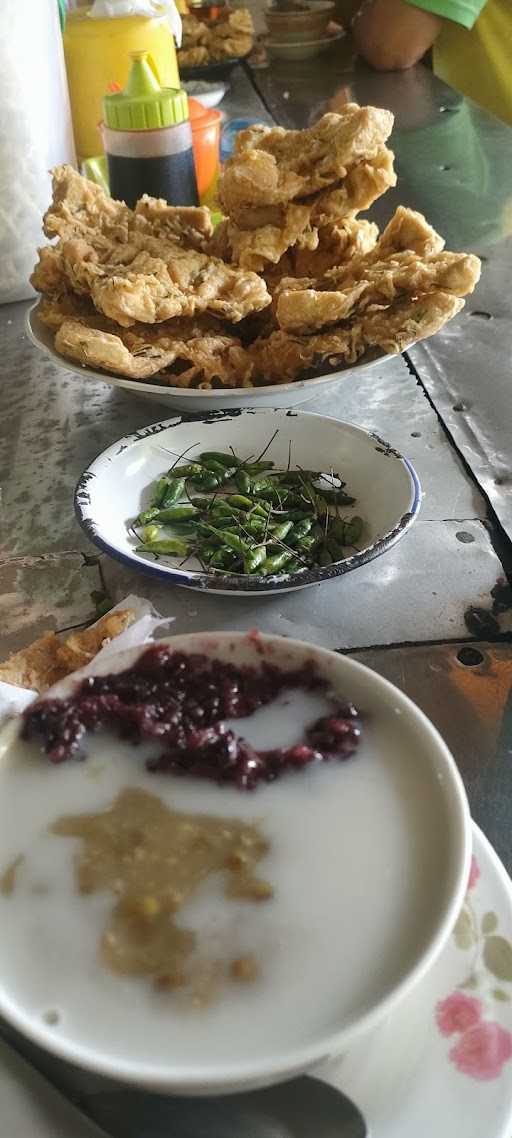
[0,595,173,728]
[89,0,182,46]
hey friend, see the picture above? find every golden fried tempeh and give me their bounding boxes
[276,252,481,333]
[54,314,254,387]
[0,610,135,694]
[220,106,395,217]
[251,291,465,383]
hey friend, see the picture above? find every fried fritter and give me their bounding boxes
[262,218,379,288]
[216,128,394,272]
[179,9,254,66]
[32,168,271,327]
[58,240,270,326]
[181,14,209,44]
[178,46,209,67]
[375,205,445,258]
[276,251,481,333]
[134,196,214,247]
[30,245,68,294]
[37,291,96,330]
[216,203,313,273]
[250,326,363,385]
[219,106,395,217]
[251,291,464,383]
[0,610,135,694]
[362,290,464,354]
[54,313,254,387]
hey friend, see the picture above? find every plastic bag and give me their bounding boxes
[0,0,75,305]
[90,0,182,46]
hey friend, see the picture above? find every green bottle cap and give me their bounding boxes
[103,52,189,131]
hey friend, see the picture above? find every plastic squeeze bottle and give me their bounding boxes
[63,0,181,161]
[101,51,198,207]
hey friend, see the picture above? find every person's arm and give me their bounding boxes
[352,0,442,70]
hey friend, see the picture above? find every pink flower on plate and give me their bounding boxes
[436,992,482,1037]
[468,855,481,891]
[450,1021,512,1081]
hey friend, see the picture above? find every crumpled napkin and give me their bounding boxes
[0,595,172,728]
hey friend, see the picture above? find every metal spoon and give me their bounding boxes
[81,1076,367,1138]
[0,1018,367,1138]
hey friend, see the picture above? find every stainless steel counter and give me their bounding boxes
[1,61,511,873]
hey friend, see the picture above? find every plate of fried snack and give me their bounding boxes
[28,103,481,411]
[178,8,255,76]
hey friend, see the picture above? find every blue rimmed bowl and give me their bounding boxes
[74,408,421,596]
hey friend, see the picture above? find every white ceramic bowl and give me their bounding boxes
[26,302,397,412]
[74,408,421,595]
[183,79,228,108]
[267,28,344,59]
[0,631,471,1093]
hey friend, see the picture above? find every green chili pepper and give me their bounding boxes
[243,461,274,474]
[136,507,161,525]
[190,471,221,491]
[318,488,356,506]
[328,518,347,542]
[199,458,225,475]
[226,494,253,511]
[279,470,318,485]
[136,539,190,557]
[199,451,241,468]
[211,500,243,517]
[200,525,249,554]
[243,545,267,574]
[190,496,212,511]
[218,467,237,485]
[210,517,244,532]
[297,534,318,554]
[219,531,250,554]
[288,518,313,545]
[159,477,186,508]
[285,558,303,574]
[155,505,199,522]
[199,544,218,562]
[209,548,241,571]
[235,470,252,495]
[251,477,276,494]
[171,462,204,478]
[317,545,333,567]
[250,502,271,519]
[326,537,345,562]
[142,524,161,543]
[261,551,293,575]
[270,520,294,542]
[152,477,171,508]
[197,519,222,538]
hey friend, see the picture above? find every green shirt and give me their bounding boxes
[404,0,512,124]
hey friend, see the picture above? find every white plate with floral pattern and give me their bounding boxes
[319,823,512,1138]
[0,825,510,1136]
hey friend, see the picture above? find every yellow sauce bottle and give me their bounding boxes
[63,5,180,161]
